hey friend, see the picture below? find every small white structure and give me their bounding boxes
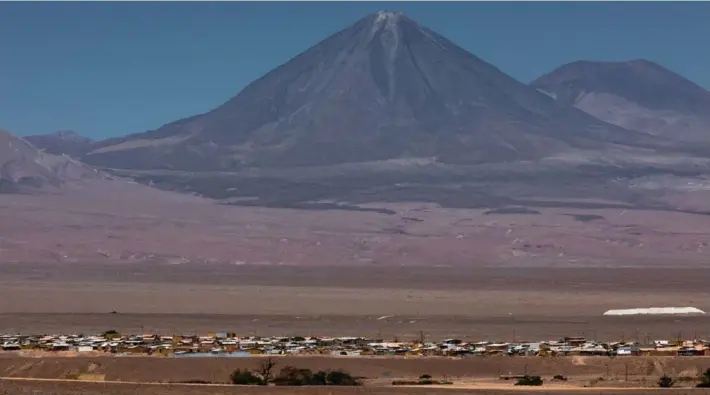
[603,307,705,316]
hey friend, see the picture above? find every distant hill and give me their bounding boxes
[83,12,661,172]
[0,130,99,193]
[25,130,94,158]
[531,60,710,142]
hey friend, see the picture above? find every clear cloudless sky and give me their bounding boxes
[1,1,708,139]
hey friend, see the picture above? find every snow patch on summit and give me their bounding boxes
[371,11,402,36]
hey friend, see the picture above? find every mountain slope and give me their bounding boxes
[25,130,94,158]
[0,130,99,193]
[84,12,660,171]
[531,60,710,142]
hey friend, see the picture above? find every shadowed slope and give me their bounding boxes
[25,130,94,158]
[0,130,99,193]
[532,60,710,142]
[84,12,659,171]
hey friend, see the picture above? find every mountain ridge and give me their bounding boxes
[25,130,94,158]
[82,12,667,172]
[531,59,710,142]
[0,130,100,193]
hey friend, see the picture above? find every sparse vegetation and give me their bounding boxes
[515,375,543,386]
[392,375,453,386]
[229,369,264,385]
[255,357,278,384]
[230,359,360,387]
[273,366,361,386]
[697,368,710,388]
[658,375,675,388]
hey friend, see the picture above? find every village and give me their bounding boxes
[2,331,710,358]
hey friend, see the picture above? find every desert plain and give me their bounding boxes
[2,180,710,394]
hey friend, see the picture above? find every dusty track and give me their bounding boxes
[1,355,710,383]
[1,376,710,395]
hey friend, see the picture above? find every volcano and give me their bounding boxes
[25,130,94,158]
[0,130,99,193]
[531,60,710,142]
[83,12,659,171]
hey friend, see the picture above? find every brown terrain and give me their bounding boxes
[3,8,710,395]
[1,174,710,339]
[2,260,710,340]
[3,380,709,395]
[2,355,710,394]
[1,176,710,267]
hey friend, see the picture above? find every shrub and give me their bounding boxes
[552,374,567,381]
[515,375,543,386]
[698,368,710,388]
[419,374,432,379]
[273,366,361,386]
[274,366,315,386]
[256,358,277,384]
[230,369,264,385]
[324,370,361,386]
[658,375,675,388]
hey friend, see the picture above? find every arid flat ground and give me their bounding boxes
[1,178,710,267]
[2,179,710,341]
[2,355,710,394]
[1,264,709,341]
[4,379,710,395]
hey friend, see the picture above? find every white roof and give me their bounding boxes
[603,307,705,316]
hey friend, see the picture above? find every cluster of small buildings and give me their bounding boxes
[2,333,709,358]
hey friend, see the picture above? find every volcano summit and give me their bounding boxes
[84,12,659,171]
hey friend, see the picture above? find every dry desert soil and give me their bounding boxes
[2,355,710,394]
[1,264,710,341]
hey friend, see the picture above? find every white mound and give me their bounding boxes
[603,307,706,316]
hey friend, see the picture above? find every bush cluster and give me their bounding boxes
[229,358,360,386]
[273,366,360,386]
[698,368,710,388]
[515,375,543,386]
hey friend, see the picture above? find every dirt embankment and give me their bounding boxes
[1,355,710,383]
[2,379,710,395]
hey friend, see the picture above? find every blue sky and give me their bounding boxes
[1,2,708,139]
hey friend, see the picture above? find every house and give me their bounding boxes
[615,346,641,356]
[1,342,21,351]
[564,337,587,346]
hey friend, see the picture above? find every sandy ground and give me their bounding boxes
[4,379,710,395]
[1,265,710,340]
[1,178,710,267]
[2,355,710,394]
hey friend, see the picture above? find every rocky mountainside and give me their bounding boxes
[0,130,99,193]
[531,60,710,142]
[25,130,94,158]
[83,12,664,172]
